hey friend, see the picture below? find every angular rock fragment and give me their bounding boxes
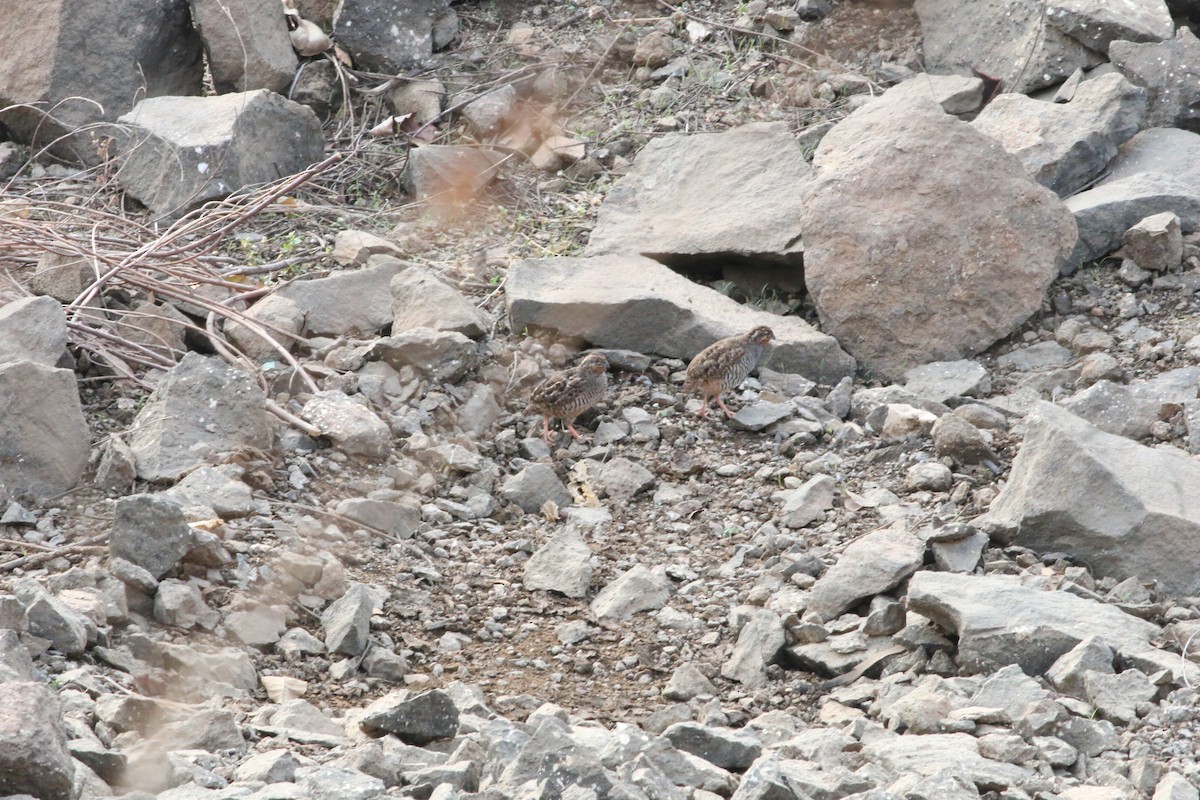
[915,0,1102,94]
[1111,29,1200,133]
[0,0,203,164]
[0,295,68,367]
[333,0,456,72]
[971,73,1146,196]
[111,494,195,579]
[391,266,487,338]
[360,689,460,745]
[0,360,89,498]
[1065,128,1200,266]
[523,528,593,598]
[128,353,272,482]
[591,565,671,623]
[0,682,75,800]
[191,0,297,93]
[117,90,324,217]
[301,391,392,460]
[807,525,924,622]
[979,401,1200,595]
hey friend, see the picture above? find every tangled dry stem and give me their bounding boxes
[0,152,356,434]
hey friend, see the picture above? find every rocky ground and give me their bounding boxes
[5,1,1200,800]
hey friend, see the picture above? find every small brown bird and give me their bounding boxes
[527,352,610,443]
[684,326,775,418]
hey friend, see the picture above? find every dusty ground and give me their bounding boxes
[9,0,1200,743]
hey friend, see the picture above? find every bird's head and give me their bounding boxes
[748,326,775,345]
[580,353,609,373]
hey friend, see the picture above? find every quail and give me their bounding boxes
[684,326,775,418]
[527,352,610,443]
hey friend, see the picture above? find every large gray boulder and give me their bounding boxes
[0,361,89,498]
[972,73,1147,197]
[128,353,272,482]
[0,0,202,164]
[585,123,809,268]
[1111,28,1200,133]
[1065,128,1200,266]
[190,0,297,93]
[506,254,855,384]
[907,571,1161,674]
[334,0,457,73]
[0,683,75,800]
[117,89,324,217]
[915,0,1102,94]
[978,401,1200,597]
[801,96,1076,379]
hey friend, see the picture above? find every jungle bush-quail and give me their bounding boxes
[684,326,775,417]
[527,352,610,442]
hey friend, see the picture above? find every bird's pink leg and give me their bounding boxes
[717,395,736,418]
[695,394,711,418]
[566,421,590,442]
[542,416,554,443]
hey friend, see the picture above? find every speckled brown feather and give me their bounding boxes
[684,326,774,417]
[528,353,610,441]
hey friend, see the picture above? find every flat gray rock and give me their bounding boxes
[501,463,573,514]
[916,0,1102,94]
[1058,379,1163,439]
[14,581,88,656]
[806,524,925,622]
[506,254,854,384]
[972,73,1146,197]
[366,327,478,383]
[979,401,1200,595]
[301,391,392,460]
[591,565,672,623]
[117,89,324,217]
[322,583,378,657]
[721,606,785,688]
[585,123,809,267]
[906,571,1160,674]
[883,74,985,116]
[360,689,460,745]
[863,732,1033,790]
[390,266,486,338]
[1065,128,1200,266]
[660,722,762,772]
[333,497,421,538]
[523,527,593,598]
[0,360,89,498]
[333,0,456,73]
[801,96,1076,379]
[111,494,195,579]
[278,255,413,337]
[902,359,990,403]
[128,353,272,482]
